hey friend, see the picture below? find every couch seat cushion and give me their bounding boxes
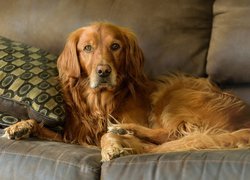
[102,149,250,180]
[0,129,101,180]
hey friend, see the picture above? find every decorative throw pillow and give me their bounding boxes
[0,36,66,128]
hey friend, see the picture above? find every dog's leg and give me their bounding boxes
[3,119,63,142]
[108,123,173,144]
[150,129,250,153]
[101,131,156,161]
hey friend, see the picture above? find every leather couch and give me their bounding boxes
[1,0,250,179]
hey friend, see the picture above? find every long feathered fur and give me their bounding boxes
[57,22,149,146]
[57,23,250,160]
[6,23,250,162]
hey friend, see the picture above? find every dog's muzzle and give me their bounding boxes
[96,64,112,78]
[90,64,116,89]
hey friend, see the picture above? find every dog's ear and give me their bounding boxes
[57,29,84,83]
[122,29,145,80]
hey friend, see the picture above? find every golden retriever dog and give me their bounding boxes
[4,22,250,161]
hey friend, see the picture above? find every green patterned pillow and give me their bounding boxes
[0,112,19,127]
[0,36,65,128]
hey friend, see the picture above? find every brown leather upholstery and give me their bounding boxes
[207,0,250,84]
[0,0,214,77]
[0,130,101,180]
[1,0,250,180]
[101,149,250,180]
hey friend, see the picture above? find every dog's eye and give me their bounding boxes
[84,45,93,52]
[110,43,120,51]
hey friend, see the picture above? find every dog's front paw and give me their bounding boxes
[101,141,133,162]
[101,132,134,162]
[3,120,37,140]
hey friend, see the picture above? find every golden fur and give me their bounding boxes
[4,22,250,161]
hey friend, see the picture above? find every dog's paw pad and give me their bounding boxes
[12,128,30,139]
[3,121,34,140]
[109,128,128,135]
[108,126,133,135]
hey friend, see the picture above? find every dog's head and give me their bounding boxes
[57,22,145,91]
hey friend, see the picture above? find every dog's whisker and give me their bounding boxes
[108,114,121,124]
[107,118,115,128]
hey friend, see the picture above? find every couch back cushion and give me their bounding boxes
[0,0,214,77]
[207,0,250,84]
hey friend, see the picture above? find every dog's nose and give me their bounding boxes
[96,64,112,77]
